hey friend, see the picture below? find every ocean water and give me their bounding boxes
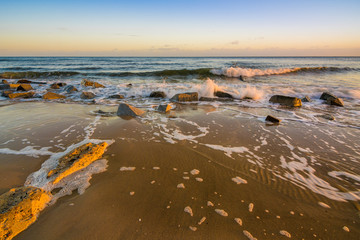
[1,57,359,128]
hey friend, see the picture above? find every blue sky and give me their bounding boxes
[1,0,359,56]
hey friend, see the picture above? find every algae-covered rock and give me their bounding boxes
[0,187,51,240]
[320,92,344,107]
[170,92,198,102]
[8,91,34,99]
[47,142,108,184]
[43,92,66,100]
[269,95,302,107]
[117,103,145,117]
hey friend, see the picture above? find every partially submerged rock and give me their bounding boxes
[81,79,104,88]
[64,85,78,93]
[108,94,124,99]
[150,91,166,98]
[50,82,67,89]
[199,97,234,102]
[317,114,335,121]
[43,92,66,100]
[8,91,34,99]
[80,91,95,99]
[17,84,33,91]
[1,90,13,97]
[171,92,198,102]
[320,92,337,101]
[269,95,302,107]
[302,96,312,102]
[157,104,171,113]
[320,92,344,107]
[215,91,233,98]
[47,142,108,184]
[93,82,105,88]
[1,80,8,84]
[8,84,20,89]
[265,115,281,124]
[16,79,32,84]
[117,103,145,117]
[0,187,51,240]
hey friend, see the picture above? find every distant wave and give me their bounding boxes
[0,71,80,79]
[211,66,354,77]
[96,68,213,77]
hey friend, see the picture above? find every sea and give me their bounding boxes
[1,56,359,128]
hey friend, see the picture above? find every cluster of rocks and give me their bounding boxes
[0,142,108,240]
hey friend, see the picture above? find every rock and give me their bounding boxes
[47,142,108,184]
[150,91,166,98]
[239,75,245,81]
[170,92,198,102]
[199,97,234,102]
[64,85,78,93]
[8,91,34,99]
[43,92,66,100]
[326,97,344,107]
[117,103,145,117]
[94,110,114,117]
[17,84,33,91]
[269,95,302,107]
[0,84,10,90]
[16,80,46,84]
[108,94,124,99]
[0,186,51,240]
[80,91,95,99]
[127,83,133,87]
[265,115,281,123]
[302,96,312,102]
[157,104,171,113]
[93,82,105,88]
[1,90,14,97]
[8,84,20,89]
[1,80,8,84]
[50,82,67,89]
[317,114,335,121]
[215,91,233,98]
[320,92,337,101]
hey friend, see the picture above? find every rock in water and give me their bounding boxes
[265,115,281,123]
[199,97,233,102]
[47,142,108,184]
[157,104,171,113]
[269,95,302,107]
[80,91,95,99]
[81,79,94,87]
[43,92,66,100]
[93,82,105,88]
[1,80,9,84]
[320,92,337,100]
[0,187,51,240]
[16,84,33,91]
[150,91,166,98]
[320,92,344,107]
[317,114,335,121]
[1,90,14,97]
[117,103,145,117]
[50,82,67,89]
[170,92,198,102]
[302,96,312,102]
[16,79,32,84]
[64,85,78,93]
[8,91,34,99]
[215,91,233,98]
[108,94,124,99]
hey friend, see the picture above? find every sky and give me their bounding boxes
[1,0,359,56]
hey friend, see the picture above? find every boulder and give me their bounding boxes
[1,80,8,84]
[127,83,133,87]
[265,115,281,123]
[50,82,67,89]
[43,92,66,100]
[302,96,312,102]
[17,84,33,91]
[47,142,108,184]
[157,104,171,113]
[199,97,234,102]
[269,95,302,107]
[117,103,145,117]
[8,84,20,89]
[1,90,14,97]
[64,85,78,93]
[0,187,51,240]
[326,97,344,107]
[108,94,124,99]
[81,79,94,87]
[170,92,198,102]
[0,84,10,90]
[93,82,105,88]
[215,91,233,98]
[8,91,34,99]
[80,91,95,99]
[16,80,46,84]
[150,91,166,98]
[320,92,337,101]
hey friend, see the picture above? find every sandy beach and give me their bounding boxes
[0,101,358,240]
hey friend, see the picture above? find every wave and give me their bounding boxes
[0,71,81,79]
[210,66,354,77]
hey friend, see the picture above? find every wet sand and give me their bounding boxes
[0,102,359,239]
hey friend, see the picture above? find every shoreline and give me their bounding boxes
[0,101,359,239]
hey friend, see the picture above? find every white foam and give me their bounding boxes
[280,230,291,238]
[318,202,331,208]
[177,183,185,189]
[120,167,136,171]
[328,171,360,182]
[243,230,257,240]
[249,203,254,212]
[211,66,299,77]
[153,166,160,170]
[184,206,193,216]
[190,169,200,175]
[234,218,243,226]
[0,146,53,158]
[207,201,214,207]
[198,217,206,225]
[203,143,248,158]
[215,209,228,217]
[343,226,350,232]
[232,176,248,184]
[189,226,197,231]
[195,177,203,182]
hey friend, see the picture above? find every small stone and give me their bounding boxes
[50,82,66,89]
[157,104,171,113]
[326,97,344,107]
[64,85,78,93]
[265,115,281,123]
[17,84,33,91]
[81,79,94,87]
[93,82,105,88]
[150,91,166,98]
[43,92,66,100]
[80,91,95,99]
[116,103,145,117]
[320,92,337,100]
[302,96,311,102]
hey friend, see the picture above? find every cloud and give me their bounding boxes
[230,40,239,45]
[57,27,70,32]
